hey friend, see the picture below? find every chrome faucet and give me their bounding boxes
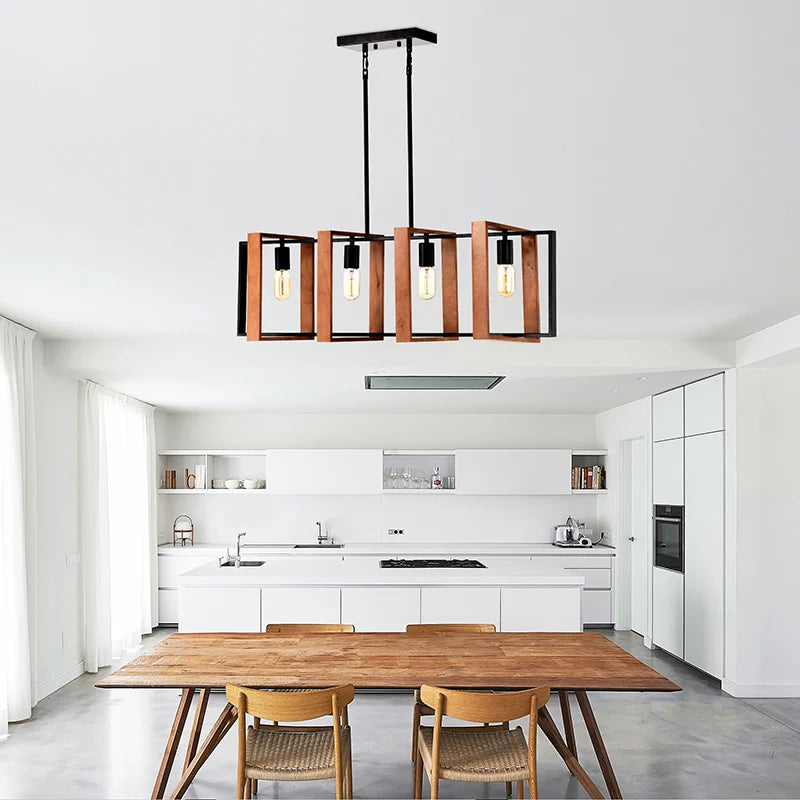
[316,522,331,546]
[235,532,247,566]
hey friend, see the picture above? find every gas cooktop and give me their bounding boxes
[379,558,487,569]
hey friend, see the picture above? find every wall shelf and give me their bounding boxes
[158,489,269,495]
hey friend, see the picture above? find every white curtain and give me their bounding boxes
[79,381,157,673]
[0,317,37,737]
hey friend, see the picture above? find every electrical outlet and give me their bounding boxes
[388,528,404,536]
[66,552,81,567]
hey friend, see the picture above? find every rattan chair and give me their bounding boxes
[405,624,497,767]
[226,683,355,800]
[413,684,550,800]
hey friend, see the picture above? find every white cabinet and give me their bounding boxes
[340,587,420,632]
[455,450,571,495]
[500,587,582,632]
[420,587,500,628]
[178,587,261,633]
[652,567,684,658]
[261,588,341,627]
[158,589,179,624]
[684,431,724,678]
[652,387,684,442]
[684,375,724,437]
[158,555,219,587]
[583,591,613,625]
[266,450,382,495]
[653,438,684,505]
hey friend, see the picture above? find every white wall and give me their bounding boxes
[163,412,599,451]
[33,340,83,699]
[158,412,601,545]
[725,365,800,696]
[595,398,652,634]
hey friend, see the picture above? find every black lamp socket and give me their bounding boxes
[344,242,361,270]
[418,240,435,268]
[497,237,514,266]
[274,244,291,271]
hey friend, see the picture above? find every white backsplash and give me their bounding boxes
[157,493,599,546]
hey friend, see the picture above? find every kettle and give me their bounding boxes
[553,516,591,547]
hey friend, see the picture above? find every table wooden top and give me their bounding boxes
[97,632,680,693]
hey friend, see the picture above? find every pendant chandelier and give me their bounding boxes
[235,27,556,343]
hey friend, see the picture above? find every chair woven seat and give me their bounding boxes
[245,725,351,782]
[418,726,530,783]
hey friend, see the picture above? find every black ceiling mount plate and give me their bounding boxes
[337,27,438,51]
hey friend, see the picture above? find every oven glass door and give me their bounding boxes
[654,518,683,572]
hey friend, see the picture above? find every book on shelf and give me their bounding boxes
[572,465,606,490]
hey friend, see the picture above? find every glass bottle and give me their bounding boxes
[431,466,442,489]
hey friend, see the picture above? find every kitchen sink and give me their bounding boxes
[293,544,344,549]
[219,560,265,567]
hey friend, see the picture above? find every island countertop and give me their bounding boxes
[178,559,586,588]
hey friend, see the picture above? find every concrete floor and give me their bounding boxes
[2,629,799,799]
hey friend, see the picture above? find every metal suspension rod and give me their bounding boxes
[406,38,414,228]
[362,44,370,236]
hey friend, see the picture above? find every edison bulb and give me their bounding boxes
[497,264,515,297]
[343,268,360,301]
[273,270,291,301]
[418,266,436,300]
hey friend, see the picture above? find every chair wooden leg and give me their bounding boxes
[575,690,623,799]
[251,778,258,795]
[538,706,603,800]
[431,776,439,800]
[411,695,422,762]
[345,751,353,800]
[528,778,536,800]
[244,777,252,799]
[413,746,423,800]
[152,688,195,800]
[516,779,524,798]
[506,780,513,797]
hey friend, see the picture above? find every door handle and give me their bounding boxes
[628,536,635,541]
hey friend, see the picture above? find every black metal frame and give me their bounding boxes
[365,375,505,390]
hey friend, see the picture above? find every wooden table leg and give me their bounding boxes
[152,688,195,800]
[168,702,238,800]
[183,688,210,771]
[575,691,622,800]
[538,707,604,800]
[559,690,577,759]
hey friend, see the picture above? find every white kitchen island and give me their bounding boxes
[177,558,585,634]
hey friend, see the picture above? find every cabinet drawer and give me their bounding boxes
[500,587,582,632]
[261,588,341,627]
[158,589,178,624]
[178,587,261,633]
[420,587,500,628]
[582,590,612,624]
[541,556,612,569]
[566,568,611,589]
[158,555,219,588]
[340,587,420,632]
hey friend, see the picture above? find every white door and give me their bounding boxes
[652,387,684,441]
[266,450,382,494]
[684,431,724,678]
[630,438,648,635]
[684,375,724,437]
[652,567,684,658]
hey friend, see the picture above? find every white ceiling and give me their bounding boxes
[3,1,799,412]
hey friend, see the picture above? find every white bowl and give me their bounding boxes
[224,479,241,490]
[211,479,225,489]
[242,479,259,490]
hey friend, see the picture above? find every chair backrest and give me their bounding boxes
[419,684,550,724]
[265,623,355,633]
[226,683,355,722]
[405,623,496,633]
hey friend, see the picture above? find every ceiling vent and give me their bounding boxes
[364,375,505,390]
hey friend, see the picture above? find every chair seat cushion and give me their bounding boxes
[246,725,351,782]
[418,725,530,782]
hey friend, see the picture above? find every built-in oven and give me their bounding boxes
[654,505,684,572]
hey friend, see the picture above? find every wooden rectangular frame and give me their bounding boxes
[394,226,459,343]
[471,220,542,342]
[317,230,385,342]
[246,232,315,341]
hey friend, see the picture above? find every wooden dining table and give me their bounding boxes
[96,631,679,800]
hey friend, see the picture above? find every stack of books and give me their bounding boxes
[572,465,606,490]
